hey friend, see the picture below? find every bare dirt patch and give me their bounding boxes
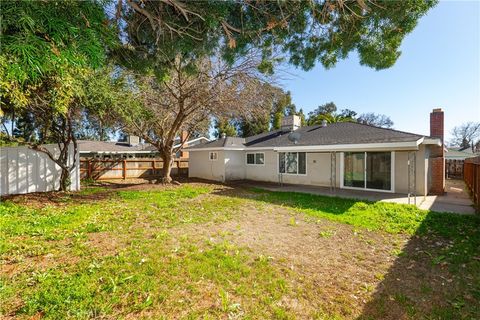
[170,202,459,318]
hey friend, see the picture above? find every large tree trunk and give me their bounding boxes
[159,149,174,184]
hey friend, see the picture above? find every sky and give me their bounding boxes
[281,0,480,143]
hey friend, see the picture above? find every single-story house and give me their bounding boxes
[187,109,447,196]
[79,134,210,159]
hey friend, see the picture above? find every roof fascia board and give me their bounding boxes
[188,140,423,152]
[274,141,421,152]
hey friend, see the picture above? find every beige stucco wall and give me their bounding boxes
[191,146,434,196]
[245,150,341,187]
[188,150,226,182]
[225,151,246,180]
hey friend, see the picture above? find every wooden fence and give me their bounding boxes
[80,158,188,180]
[464,156,480,213]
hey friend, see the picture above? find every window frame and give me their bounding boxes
[340,151,395,193]
[245,152,265,166]
[277,152,307,176]
[209,151,218,161]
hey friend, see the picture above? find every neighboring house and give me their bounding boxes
[445,147,476,179]
[187,109,447,196]
[79,134,210,159]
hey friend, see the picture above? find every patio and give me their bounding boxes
[236,178,475,215]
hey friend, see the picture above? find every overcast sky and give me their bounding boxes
[282,0,480,143]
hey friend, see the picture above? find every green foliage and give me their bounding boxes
[271,91,297,130]
[117,0,437,76]
[213,118,238,138]
[0,0,117,115]
[307,102,357,125]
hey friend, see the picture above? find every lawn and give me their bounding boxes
[1,182,479,319]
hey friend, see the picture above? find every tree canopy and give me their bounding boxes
[116,0,437,74]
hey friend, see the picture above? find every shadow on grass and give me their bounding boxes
[357,211,480,319]
[213,185,480,318]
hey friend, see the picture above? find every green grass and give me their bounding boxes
[0,185,294,319]
[250,188,479,235]
[1,184,479,319]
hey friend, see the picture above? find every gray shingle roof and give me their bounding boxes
[189,122,426,150]
[79,137,209,153]
[78,140,157,153]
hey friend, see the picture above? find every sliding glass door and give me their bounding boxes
[344,152,365,188]
[366,152,391,190]
[343,152,392,191]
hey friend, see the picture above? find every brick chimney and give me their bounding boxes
[429,108,445,195]
[430,108,444,144]
[180,130,189,158]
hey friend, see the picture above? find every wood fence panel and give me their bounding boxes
[80,158,188,180]
[464,156,480,213]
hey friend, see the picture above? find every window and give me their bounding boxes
[246,152,265,165]
[278,152,306,175]
[209,152,218,161]
[343,152,392,191]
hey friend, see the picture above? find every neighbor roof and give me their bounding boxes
[445,148,476,160]
[188,122,430,150]
[79,136,209,154]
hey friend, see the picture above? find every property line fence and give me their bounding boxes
[464,156,480,213]
[0,144,80,196]
[80,158,188,180]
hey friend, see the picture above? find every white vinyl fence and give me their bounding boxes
[0,144,80,196]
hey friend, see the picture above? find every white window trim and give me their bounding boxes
[209,151,218,161]
[340,151,395,193]
[245,152,265,166]
[277,152,308,176]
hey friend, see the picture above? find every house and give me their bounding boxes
[78,133,210,159]
[187,109,447,196]
[445,147,476,179]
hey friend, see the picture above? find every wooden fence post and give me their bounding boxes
[87,160,92,179]
[123,160,127,180]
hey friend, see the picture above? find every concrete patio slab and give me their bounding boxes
[234,179,475,215]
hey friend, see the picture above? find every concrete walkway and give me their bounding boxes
[236,179,475,215]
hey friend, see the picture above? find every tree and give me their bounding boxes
[1,0,117,191]
[307,102,356,125]
[214,118,238,138]
[116,0,437,72]
[451,122,480,151]
[116,54,274,183]
[25,68,126,191]
[12,111,36,142]
[271,91,296,130]
[357,113,394,128]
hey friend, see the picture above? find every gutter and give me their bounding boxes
[188,139,426,152]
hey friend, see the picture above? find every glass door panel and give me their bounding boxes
[344,152,365,188]
[366,152,391,190]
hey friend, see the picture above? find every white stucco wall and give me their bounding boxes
[188,150,226,182]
